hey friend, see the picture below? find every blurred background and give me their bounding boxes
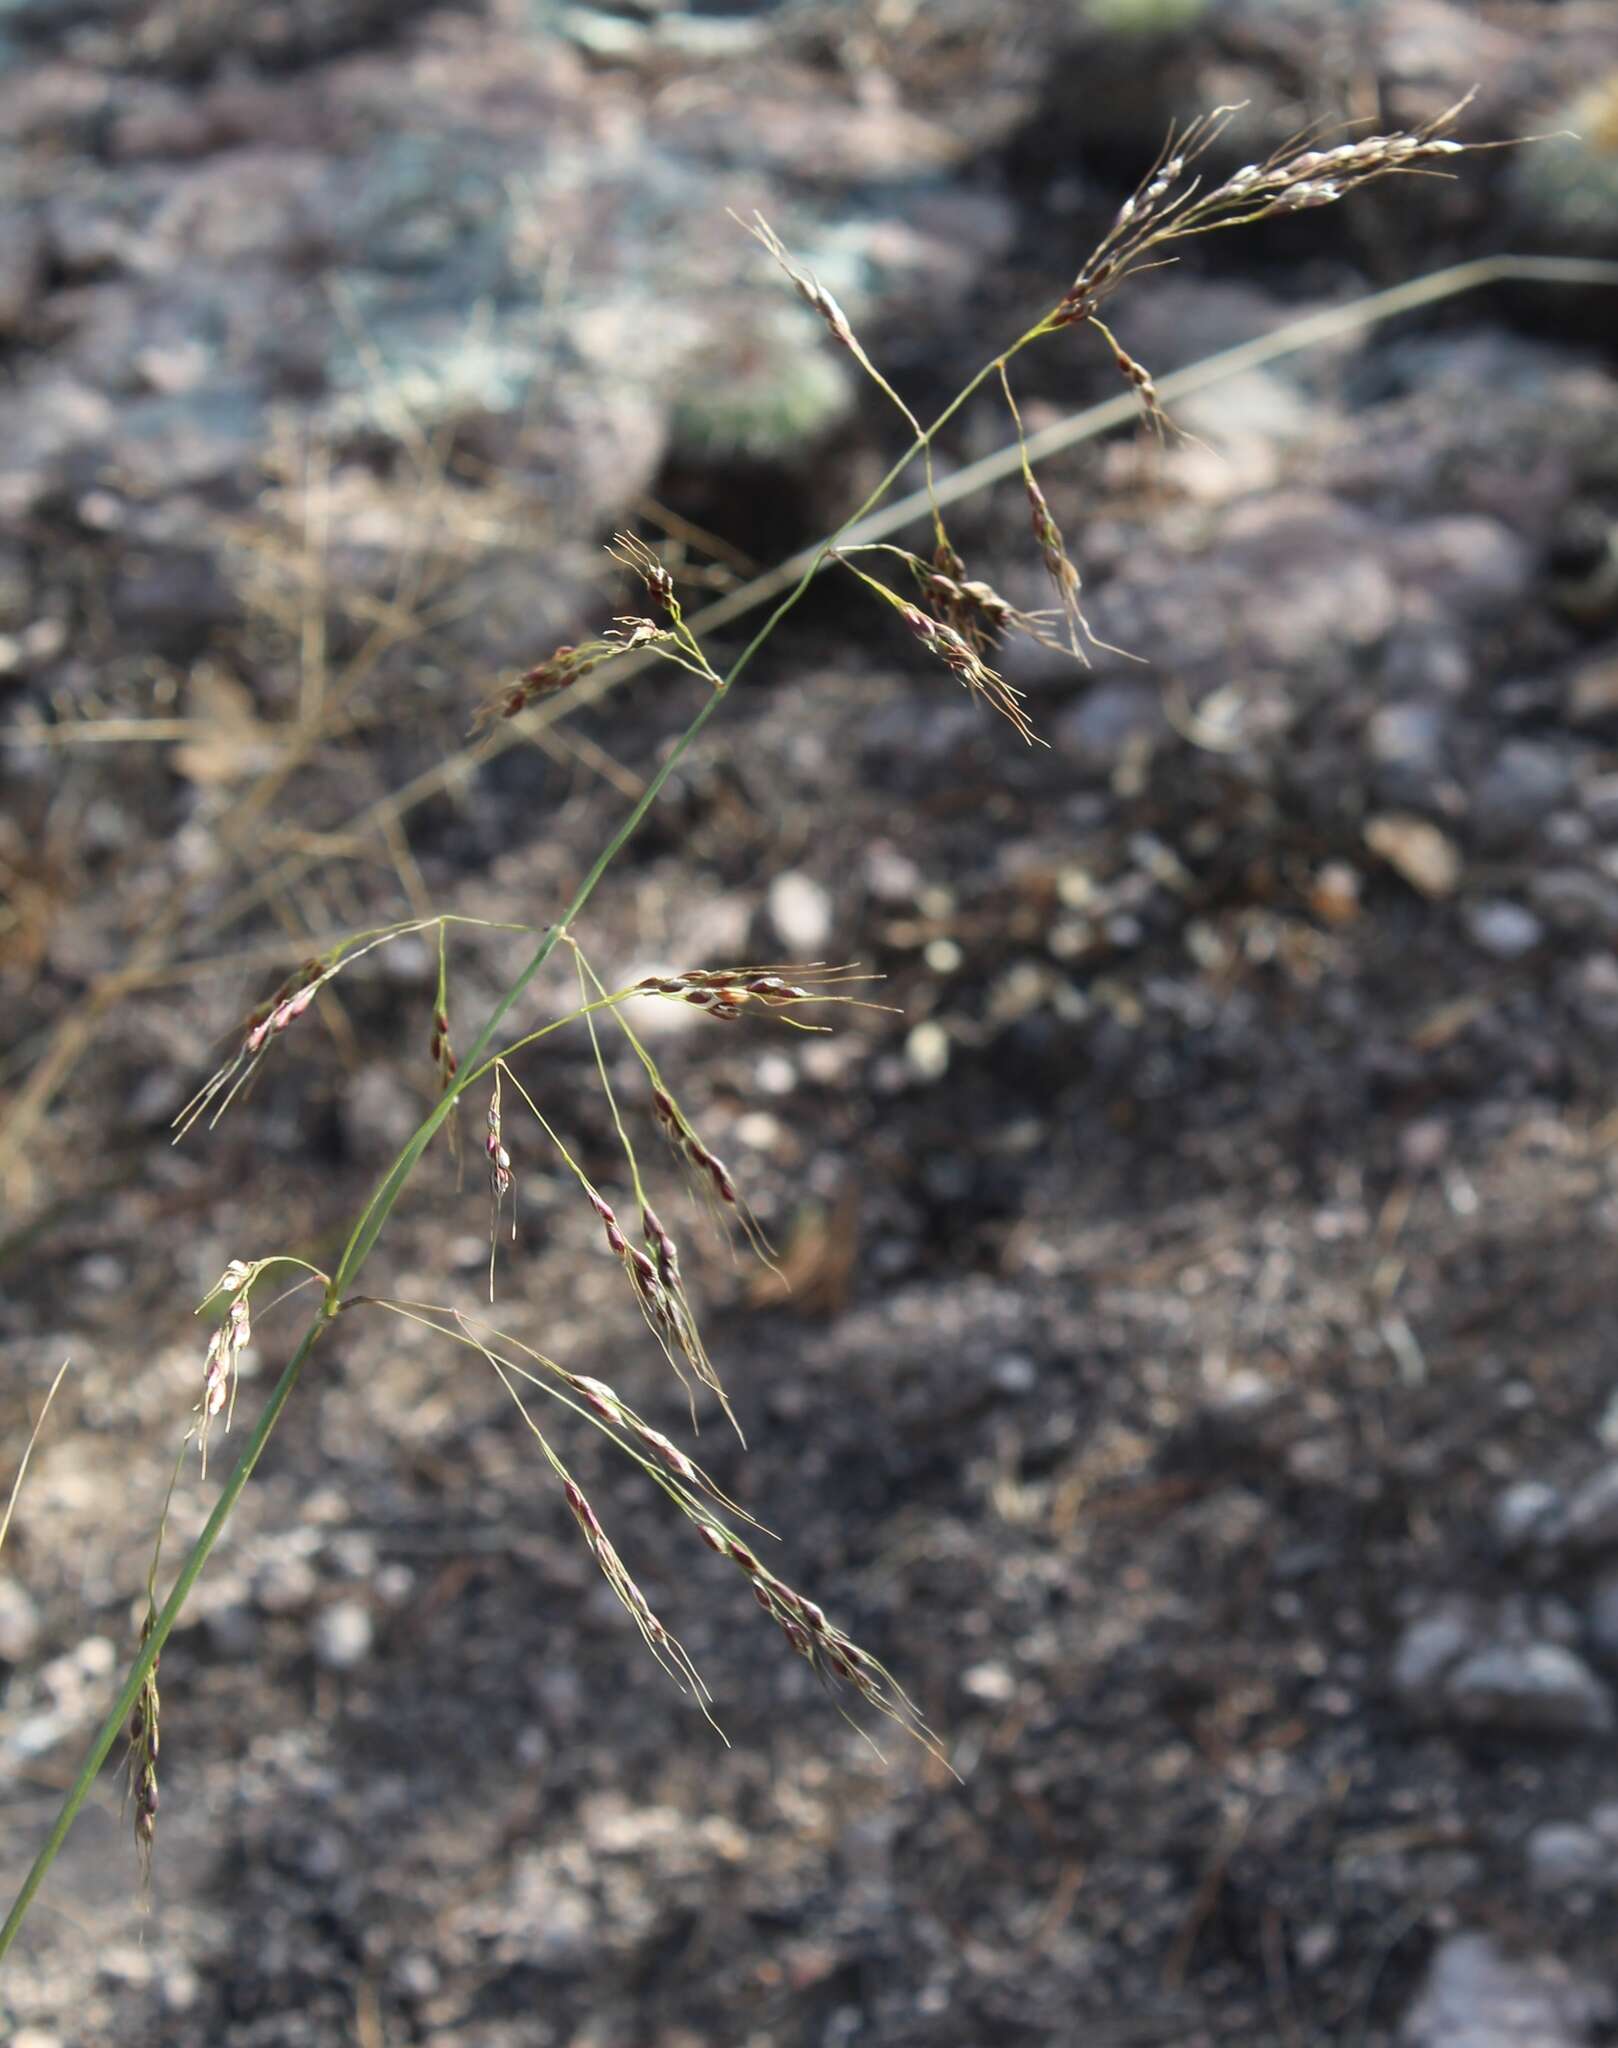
[6,1,1618,2043]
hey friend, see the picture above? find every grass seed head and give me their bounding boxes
[739,212,857,350]
[194,1260,255,1474]
[608,531,678,613]
[897,602,1042,746]
[562,1473,710,1701]
[125,1611,161,1868]
[697,1524,944,1761]
[472,642,611,730]
[1052,92,1487,332]
[429,1007,458,1092]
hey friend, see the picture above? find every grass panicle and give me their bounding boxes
[0,94,1529,1963]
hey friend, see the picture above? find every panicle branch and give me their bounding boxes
[696,1521,952,1771]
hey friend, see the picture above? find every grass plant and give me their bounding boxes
[0,92,1561,1963]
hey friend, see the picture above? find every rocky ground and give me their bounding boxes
[7,1,1618,2044]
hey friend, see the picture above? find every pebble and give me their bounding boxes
[961,1660,1016,1704]
[1490,1479,1563,1556]
[1581,772,1618,835]
[311,1599,373,1671]
[1464,900,1543,961]
[992,1354,1038,1395]
[1401,1931,1598,2047]
[1561,1464,1618,1554]
[1528,867,1618,938]
[1395,516,1533,626]
[253,1555,319,1615]
[766,869,834,955]
[1364,813,1461,899]
[905,1019,950,1083]
[0,1576,42,1664]
[1525,1821,1608,1892]
[1470,741,1573,849]
[1583,1570,1618,1666]
[1392,1601,1478,1708]
[1443,1640,1614,1736]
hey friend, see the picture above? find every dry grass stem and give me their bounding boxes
[0,1359,70,1567]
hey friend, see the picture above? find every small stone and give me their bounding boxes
[1581,772,1618,834]
[1464,900,1543,961]
[1562,1464,1618,1555]
[1526,1821,1608,1893]
[1401,1931,1598,2048]
[1368,701,1450,808]
[1365,814,1460,899]
[905,1020,950,1083]
[1443,1640,1614,1736]
[159,1962,201,2013]
[766,870,834,955]
[1570,653,1618,726]
[993,1355,1037,1395]
[961,1661,1016,1703]
[1491,1480,1563,1556]
[311,1599,373,1671]
[1396,517,1532,626]
[1393,1602,1479,1709]
[253,1555,318,1615]
[1368,701,1448,771]
[1399,1117,1450,1172]
[863,841,923,904]
[1471,741,1573,849]
[1529,868,1618,938]
[392,1953,441,2001]
[1584,1571,1618,1667]
[0,1577,41,1664]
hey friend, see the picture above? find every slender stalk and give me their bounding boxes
[0,1317,326,1961]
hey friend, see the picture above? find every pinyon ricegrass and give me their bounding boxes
[0,93,1519,1961]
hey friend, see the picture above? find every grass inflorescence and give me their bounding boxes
[0,92,1519,1964]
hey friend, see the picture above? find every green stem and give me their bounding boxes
[0,1314,328,1962]
[0,643,739,1968]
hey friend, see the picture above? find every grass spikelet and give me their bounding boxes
[1046,92,1493,340]
[430,919,461,1178]
[194,1259,255,1477]
[696,1521,952,1773]
[631,961,894,1030]
[365,1297,763,1530]
[174,915,531,1141]
[480,1345,720,1728]
[830,550,1046,744]
[484,1068,515,1302]
[125,1610,161,1874]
